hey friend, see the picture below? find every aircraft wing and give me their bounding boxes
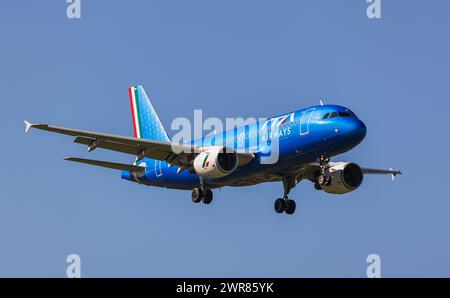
[360,167,402,176]
[224,162,402,188]
[24,121,255,170]
[298,162,402,182]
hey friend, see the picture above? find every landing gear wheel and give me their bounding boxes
[314,181,322,190]
[318,174,332,186]
[318,174,327,185]
[191,188,203,203]
[274,198,285,213]
[285,200,296,215]
[202,189,213,204]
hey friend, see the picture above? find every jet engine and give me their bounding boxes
[193,146,238,178]
[320,162,364,194]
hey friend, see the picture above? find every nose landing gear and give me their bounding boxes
[315,154,332,189]
[317,174,332,186]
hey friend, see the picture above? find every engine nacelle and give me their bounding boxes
[321,162,364,194]
[193,147,238,178]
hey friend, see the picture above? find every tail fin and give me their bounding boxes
[128,86,170,141]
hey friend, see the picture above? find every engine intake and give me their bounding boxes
[320,162,364,194]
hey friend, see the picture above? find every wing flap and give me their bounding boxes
[74,136,142,155]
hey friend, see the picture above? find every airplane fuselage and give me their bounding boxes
[122,104,367,190]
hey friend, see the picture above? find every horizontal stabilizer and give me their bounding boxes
[65,157,145,173]
[24,120,33,133]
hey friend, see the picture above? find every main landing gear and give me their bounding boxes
[192,177,213,205]
[191,188,213,204]
[274,176,297,215]
[274,197,296,215]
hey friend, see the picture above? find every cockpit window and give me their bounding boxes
[338,112,351,117]
[329,112,338,118]
[323,110,357,120]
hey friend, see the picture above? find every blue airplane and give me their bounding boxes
[25,86,401,215]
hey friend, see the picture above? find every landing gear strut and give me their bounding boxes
[274,176,297,215]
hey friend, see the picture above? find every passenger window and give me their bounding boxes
[322,113,330,120]
[329,112,338,118]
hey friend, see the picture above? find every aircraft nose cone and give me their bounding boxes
[352,119,367,141]
[338,118,366,141]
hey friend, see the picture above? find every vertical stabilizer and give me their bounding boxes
[128,86,170,141]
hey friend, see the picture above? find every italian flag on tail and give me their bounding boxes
[128,86,142,139]
[127,85,171,142]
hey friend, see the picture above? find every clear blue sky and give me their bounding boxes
[0,0,449,277]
